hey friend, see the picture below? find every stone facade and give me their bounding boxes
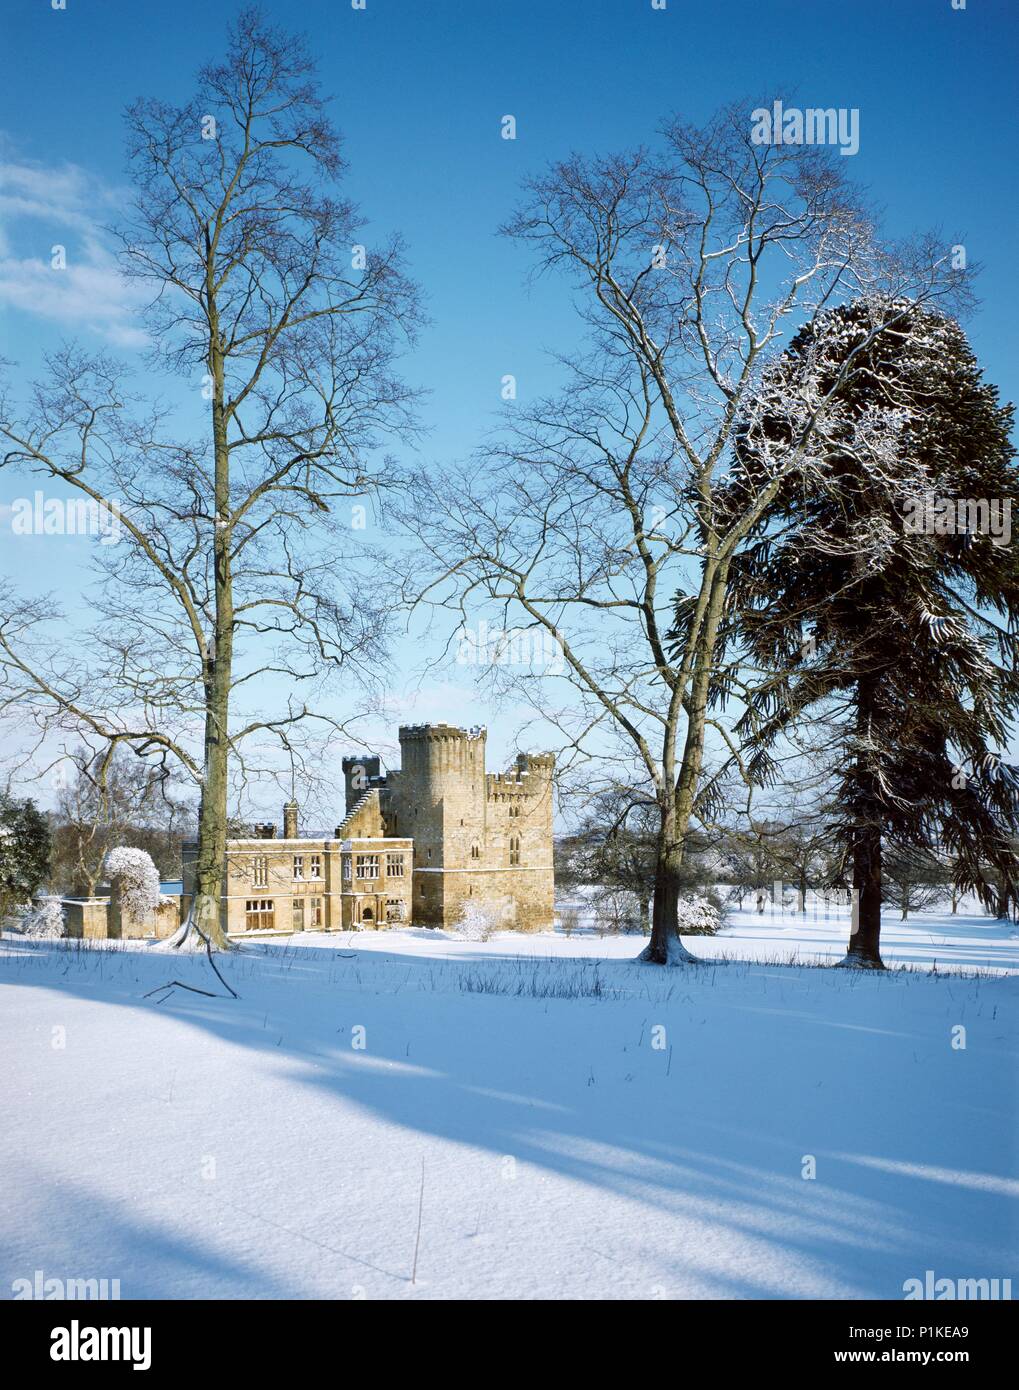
[182,722,555,935]
[346,724,555,932]
[186,822,415,936]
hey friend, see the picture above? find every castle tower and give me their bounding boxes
[386,724,486,926]
[394,724,487,867]
[386,724,553,930]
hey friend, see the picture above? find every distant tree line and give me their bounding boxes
[556,792,1018,930]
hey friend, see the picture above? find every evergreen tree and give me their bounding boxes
[0,793,51,921]
[709,299,1019,967]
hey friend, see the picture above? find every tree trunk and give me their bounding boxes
[839,676,885,969]
[640,812,697,964]
[174,320,233,951]
[186,685,232,951]
[641,563,728,965]
[838,827,884,967]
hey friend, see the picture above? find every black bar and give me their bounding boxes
[3,1297,1010,1377]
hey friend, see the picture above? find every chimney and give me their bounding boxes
[283,800,299,839]
[254,822,276,839]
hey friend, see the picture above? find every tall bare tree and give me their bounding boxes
[396,104,964,963]
[0,9,419,946]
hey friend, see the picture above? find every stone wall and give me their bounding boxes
[62,895,180,940]
[62,899,113,940]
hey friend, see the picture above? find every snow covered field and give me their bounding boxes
[2,905,1017,1300]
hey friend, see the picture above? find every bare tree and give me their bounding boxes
[0,9,419,947]
[883,847,949,921]
[718,820,785,912]
[395,103,964,962]
[49,743,192,897]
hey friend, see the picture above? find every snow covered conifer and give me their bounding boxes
[716,299,1019,967]
[674,894,723,935]
[0,792,51,922]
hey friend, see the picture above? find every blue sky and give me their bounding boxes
[1,0,1017,809]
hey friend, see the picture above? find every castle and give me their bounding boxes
[182,723,555,935]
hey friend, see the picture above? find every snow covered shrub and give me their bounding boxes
[675,893,724,936]
[453,901,501,942]
[19,898,66,938]
[104,847,160,922]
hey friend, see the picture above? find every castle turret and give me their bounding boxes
[515,751,555,784]
[341,755,381,813]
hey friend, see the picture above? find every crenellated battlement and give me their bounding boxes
[485,751,555,801]
[398,723,487,743]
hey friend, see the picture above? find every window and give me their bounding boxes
[343,856,352,882]
[509,836,521,866]
[245,899,274,931]
[309,854,321,879]
[386,899,404,922]
[293,854,304,880]
[252,856,269,888]
[308,896,323,929]
[292,898,305,931]
[356,854,379,880]
[470,843,480,860]
[386,853,405,878]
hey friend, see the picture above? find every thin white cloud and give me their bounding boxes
[0,154,147,348]
[0,253,148,348]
